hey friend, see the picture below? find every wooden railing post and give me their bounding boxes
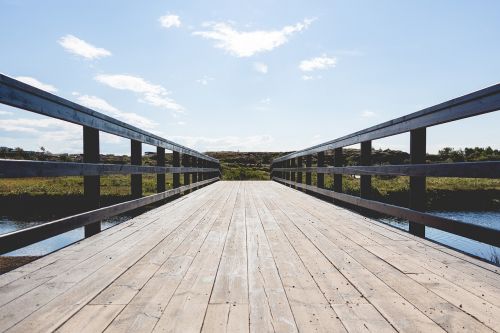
[409,128,426,237]
[131,140,142,199]
[290,158,296,188]
[157,147,165,193]
[297,156,303,191]
[333,147,343,204]
[317,152,325,189]
[197,157,202,183]
[192,156,198,185]
[183,154,190,193]
[173,151,180,191]
[305,155,312,193]
[360,141,372,199]
[83,126,100,237]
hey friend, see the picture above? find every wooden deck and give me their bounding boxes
[0,181,499,333]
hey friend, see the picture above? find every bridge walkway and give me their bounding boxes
[0,181,499,332]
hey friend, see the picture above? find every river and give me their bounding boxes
[1,211,499,263]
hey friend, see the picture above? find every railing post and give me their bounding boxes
[333,147,343,204]
[360,141,372,199]
[317,152,325,190]
[183,153,190,193]
[131,140,142,199]
[157,147,165,193]
[173,151,180,193]
[83,126,100,237]
[197,157,202,183]
[297,156,303,191]
[409,128,426,237]
[305,155,312,193]
[290,158,296,188]
[192,156,198,186]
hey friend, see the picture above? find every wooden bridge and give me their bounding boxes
[0,74,499,332]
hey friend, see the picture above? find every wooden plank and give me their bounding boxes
[151,184,241,332]
[202,303,248,333]
[251,185,348,332]
[55,305,123,333]
[245,183,298,333]
[273,183,497,332]
[0,184,222,332]
[103,183,237,333]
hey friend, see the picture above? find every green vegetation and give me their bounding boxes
[0,147,498,217]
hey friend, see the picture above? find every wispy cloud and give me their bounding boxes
[193,18,315,57]
[159,14,181,29]
[172,135,275,151]
[361,110,377,118]
[196,76,214,85]
[301,74,322,81]
[0,117,82,152]
[94,74,184,112]
[299,54,336,72]
[253,62,268,74]
[75,94,157,130]
[58,34,112,60]
[14,76,58,93]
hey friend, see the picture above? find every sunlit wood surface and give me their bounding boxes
[0,181,499,332]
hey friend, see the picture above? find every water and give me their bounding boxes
[1,211,499,263]
[379,211,500,262]
[0,216,132,256]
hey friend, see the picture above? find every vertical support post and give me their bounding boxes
[183,154,191,193]
[317,152,325,190]
[333,147,343,203]
[197,157,202,183]
[360,141,372,199]
[285,159,290,185]
[156,147,165,193]
[131,140,142,199]
[409,128,426,237]
[192,156,198,186]
[290,158,296,188]
[305,155,312,193]
[83,126,100,237]
[297,156,303,191]
[173,151,180,192]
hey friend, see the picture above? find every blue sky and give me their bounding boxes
[0,0,499,154]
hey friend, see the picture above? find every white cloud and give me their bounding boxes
[58,34,112,60]
[172,135,275,151]
[0,117,82,152]
[159,14,181,28]
[299,54,336,72]
[301,74,322,81]
[75,94,157,130]
[361,110,377,118]
[253,62,268,74]
[94,74,184,112]
[14,76,58,93]
[0,110,13,116]
[196,76,214,85]
[193,18,315,57]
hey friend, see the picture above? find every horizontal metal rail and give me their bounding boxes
[0,177,219,254]
[272,161,500,178]
[0,159,219,178]
[0,74,217,162]
[274,177,500,248]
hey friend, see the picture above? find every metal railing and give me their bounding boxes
[0,74,221,254]
[271,83,500,247]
